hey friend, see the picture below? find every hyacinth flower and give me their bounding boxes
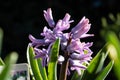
[27,8,115,80]
[29,8,93,78]
[28,8,93,80]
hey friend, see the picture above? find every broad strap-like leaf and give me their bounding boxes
[95,60,114,80]
[48,38,60,80]
[27,45,43,80]
[37,58,48,80]
[95,51,108,73]
[0,57,4,65]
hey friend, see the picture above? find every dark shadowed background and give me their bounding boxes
[0,0,120,79]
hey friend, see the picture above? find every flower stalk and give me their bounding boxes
[59,37,71,80]
[59,51,69,80]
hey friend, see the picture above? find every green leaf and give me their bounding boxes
[80,45,108,80]
[106,31,120,80]
[109,13,116,22]
[107,44,120,80]
[88,45,107,73]
[27,45,43,80]
[106,32,120,80]
[101,18,108,28]
[37,58,48,80]
[106,31,120,60]
[0,52,18,80]
[95,60,114,80]
[71,71,80,80]
[95,51,108,73]
[0,57,5,65]
[48,38,60,80]
[0,28,3,55]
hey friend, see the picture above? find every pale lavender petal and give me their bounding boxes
[71,16,87,32]
[71,16,92,39]
[72,24,91,39]
[54,13,73,33]
[34,48,48,59]
[80,34,94,38]
[69,59,87,69]
[34,48,48,66]
[29,35,44,43]
[84,42,93,47]
[58,55,65,64]
[67,39,83,53]
[70,53,92,61]
[57,33,69,43]
[41,27,53,37]
[63,13,71,22]
[41,27,56,43]
[41,26,48,36]
[29,34,45,47]
[53,20,69,33]
[63,13,74,25]
[43,8,55,27]
[54,20,63,33]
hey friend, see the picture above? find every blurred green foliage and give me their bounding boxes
[0,28,18,80]
[0,28,3,56]
[101,13,120,39]
[0,52,18,80]
[101,13,120,80]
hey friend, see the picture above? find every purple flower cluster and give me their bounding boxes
[29,8,93,75]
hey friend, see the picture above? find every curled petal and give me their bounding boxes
[63,13,74,24]
[72,24,91,39]
[70,53,92,61]
[80,34,94,38]
[54,20,69,33]
[29,34,45,47]
[63,13,71,22]
[84,42,93,47]
[41,26,53,36]
[34,48,48,67]
[67,39,83,53]
[54,13,74,33]
[71,16,87,32]
[41,27,56,43]
[34,48,48,59]
[43,8,55,27]
[71,16,92,39]
[69,59,87,69]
